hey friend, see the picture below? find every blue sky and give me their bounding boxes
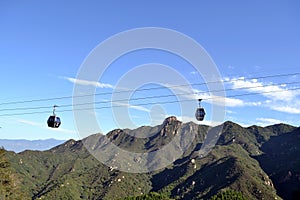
[0,0,299,140]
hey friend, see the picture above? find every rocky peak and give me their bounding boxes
[160,116,182,136]
[107,129,124,140]
[162,116,181,126]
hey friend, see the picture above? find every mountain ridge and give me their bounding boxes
[2,117,299,199]
[0,138,66,153]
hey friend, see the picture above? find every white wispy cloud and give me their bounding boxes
[17,119,41,126]
[255,117,298,126]
[226,109,236,114]
[163,84,245,107]
[193,90,245,107]
[256,117,282,125]
[62,77,114,89]
[228,77,299,101]
[268,104,300,114]
[224,76,300,114]
[113,102,150,112]
[199,93,244,107]
[164,79,300,114]
[17,118,76,134]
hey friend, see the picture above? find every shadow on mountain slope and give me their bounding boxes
[256,127,300,200]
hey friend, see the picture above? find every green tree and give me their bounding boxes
[210,189,247,200]
[121,192,172,200]
[0,148,25,200]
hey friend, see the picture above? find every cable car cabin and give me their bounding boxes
[47,116,61,128]
[195,107,205,121]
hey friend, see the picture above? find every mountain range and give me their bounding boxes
[0,139,65,153]
[1,117,300,199]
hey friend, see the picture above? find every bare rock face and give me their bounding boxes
[162,116,179,125]
[107,129,124,140]
[262,174,274,188]
[161,116,182,136]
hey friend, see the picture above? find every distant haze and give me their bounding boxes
[0,139,66,153]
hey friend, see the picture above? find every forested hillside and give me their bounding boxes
[2,118,300,199]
